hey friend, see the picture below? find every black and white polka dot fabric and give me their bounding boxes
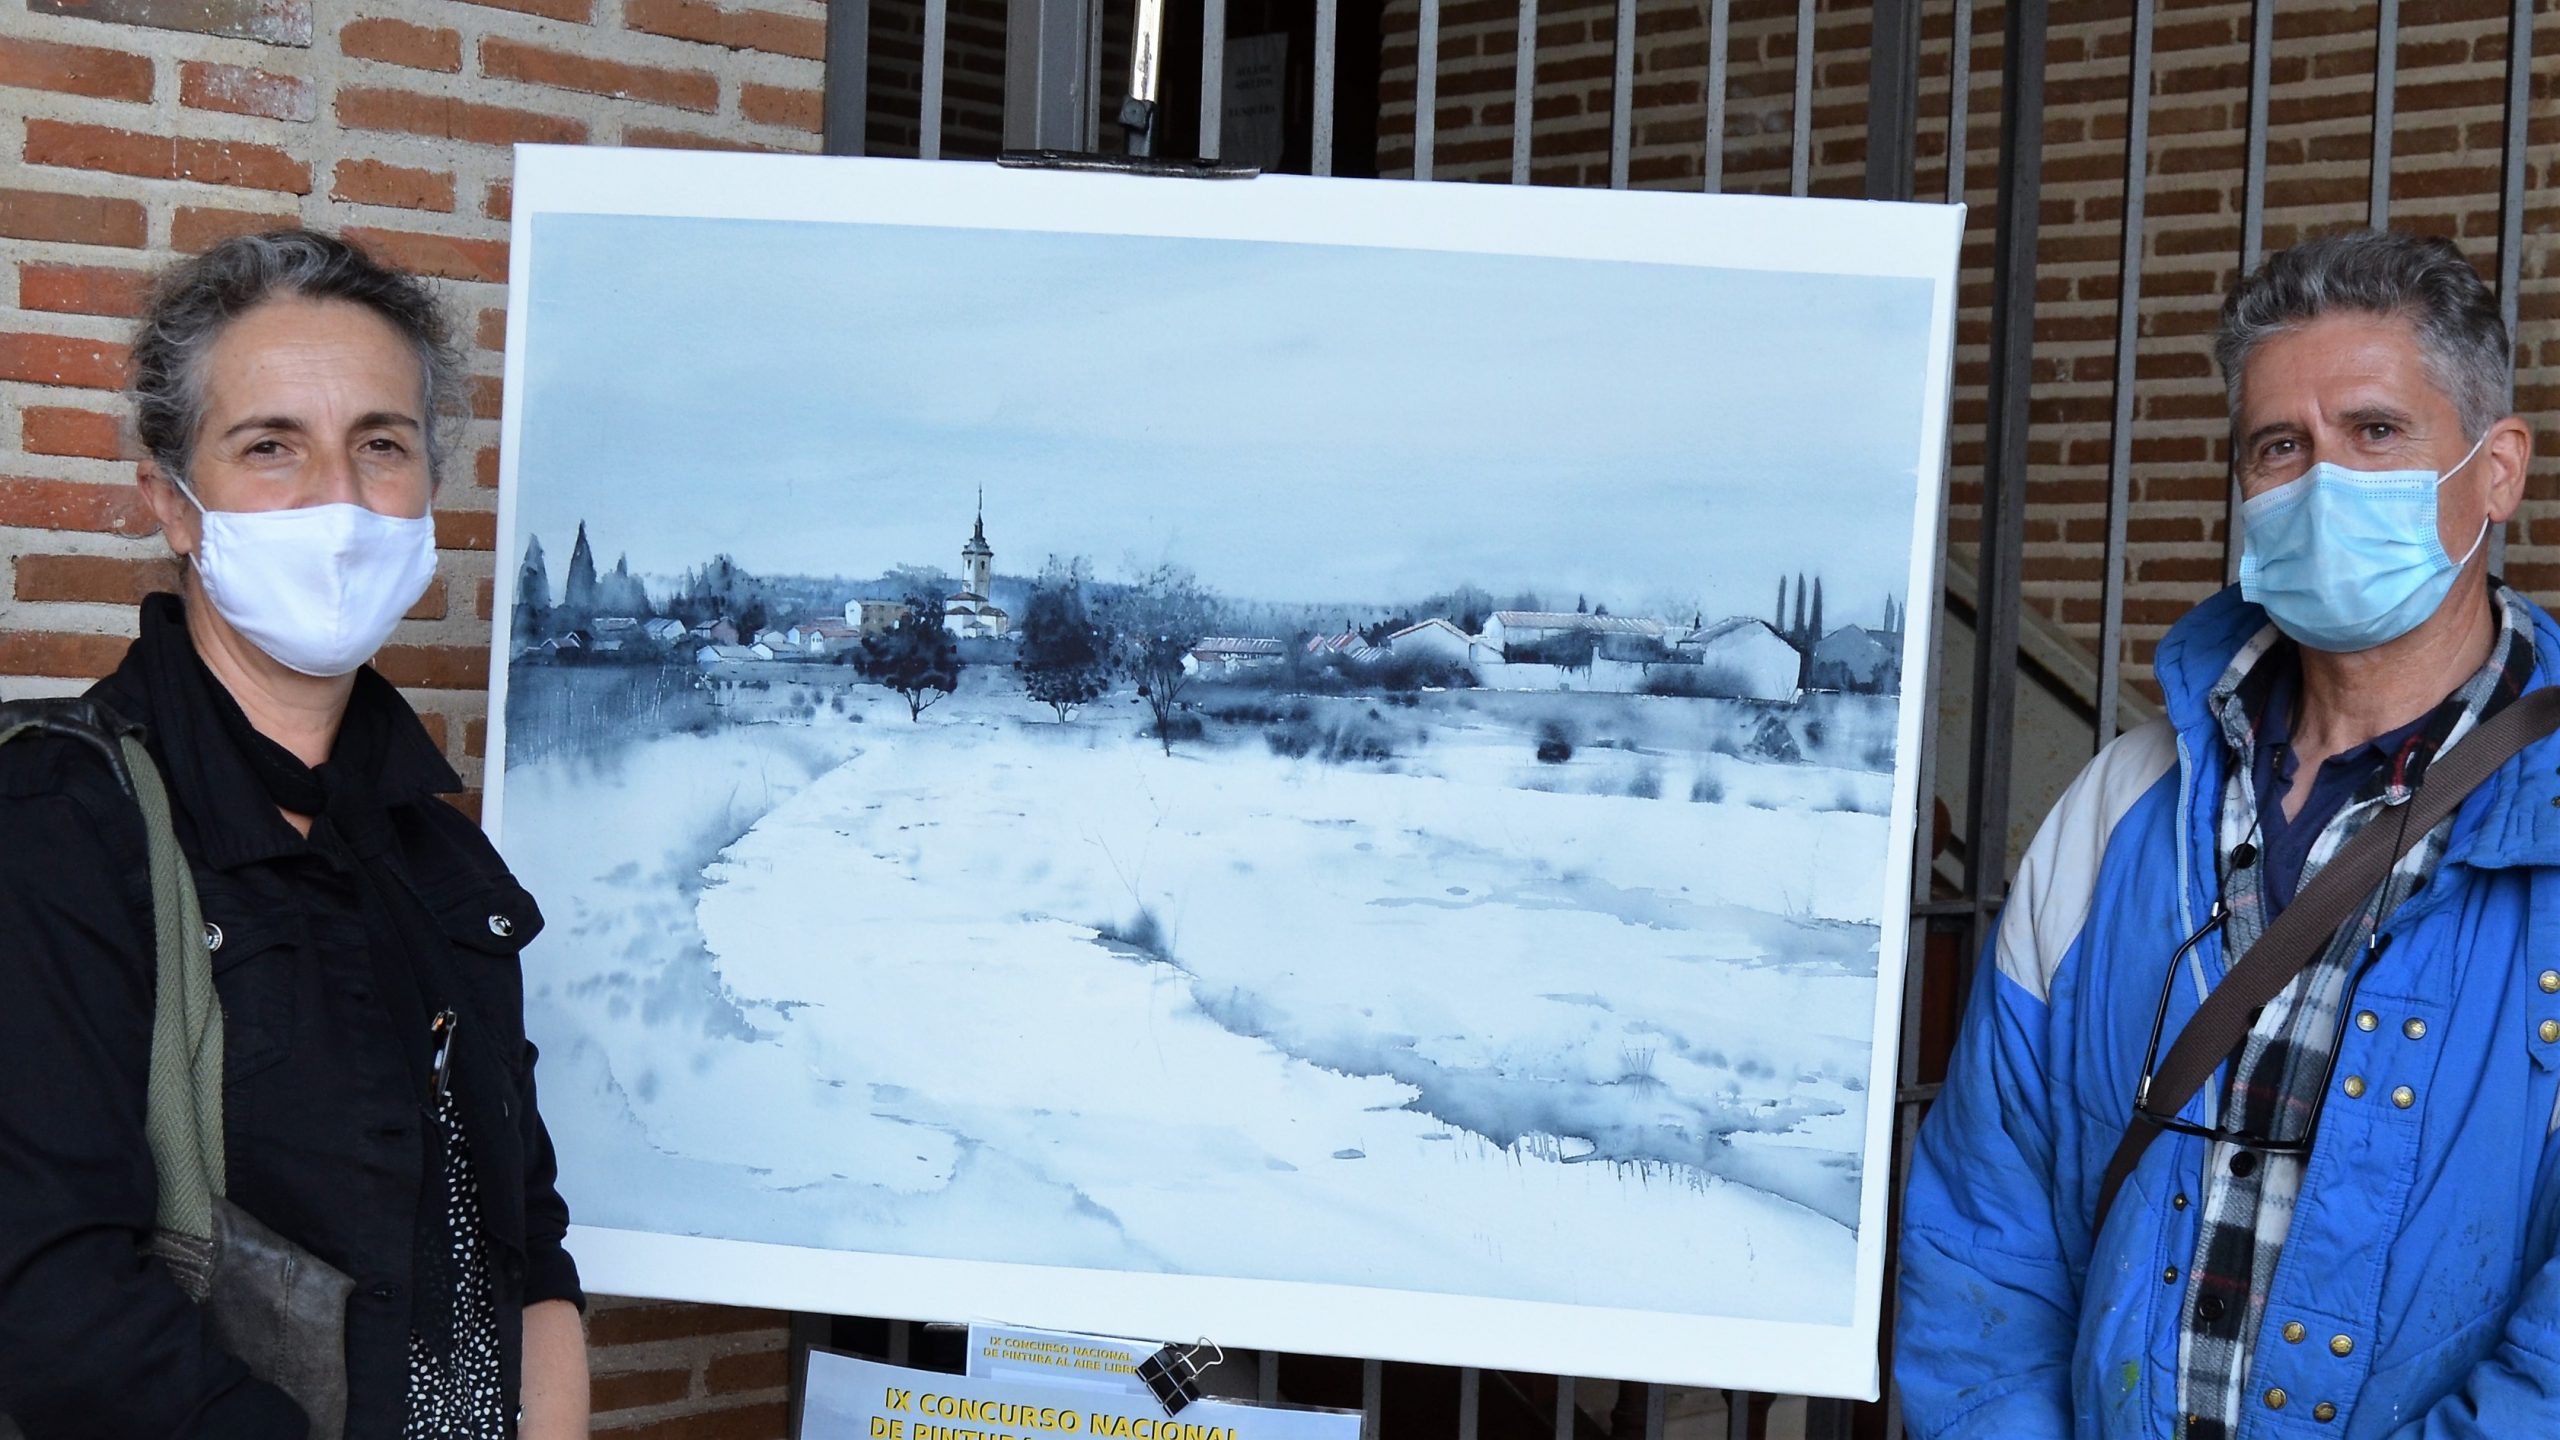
[402,1090,506,1438]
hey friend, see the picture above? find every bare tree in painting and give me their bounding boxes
[1017,560,1108,722]
[858,595,961,720]
[1099,564,1217,754]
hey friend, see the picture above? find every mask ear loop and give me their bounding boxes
[2437,432,2494,570]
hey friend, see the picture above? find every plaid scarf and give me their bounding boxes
[2173,581,2537,1438]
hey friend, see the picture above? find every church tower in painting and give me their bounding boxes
[945,489,1010,639]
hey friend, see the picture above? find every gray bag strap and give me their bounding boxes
[0,703,225,1241]
[2090,685,2560,1237]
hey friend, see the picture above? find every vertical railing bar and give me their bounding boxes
[2494,0,2531,577]
[2369,0,2398,227]
[2098,0,2155,748]
[1360,1359,1382,1440]
[1609,0,1635,189]
[1415,0,1440,180]
[888,1318,912,1366]
[1199,0,1226,159]
[821,0,870,157]
[2229,0,2273,582]
[1458,1367,1482,1440]
[1513,0,1538,184]
[1862,0,1919,201]
[919,0,948,159]
[1553,1377,1576,1440]
[1258,1351,1278,1404]
[1313,0,1338,176]
[1642,1381,1666,1440]
[1790,0,1815,196]
[1084,0,1104,149]
[1946,0,1973,204]
[1704,0,1729,193]
[1963,0,2046,909]
[1725,1391,1751,1440]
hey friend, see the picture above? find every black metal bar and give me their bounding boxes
[2230,0,2275,583]
[786,1313,833,1437]
[1416,0,1441,180]
[821,0,870,156]
[1962,0,2046,907]
[1313,0,1338,176]
[2098,0,2155,747]
[1513,0,1537,184]
[1704,0,1729,193]
[1003,0,1094,151]
[1609,0,1634,189]
[1864,0,1920,202]
[1790,0,1815,195]
[1945,0,1973,204]
[2370,0,2398,227]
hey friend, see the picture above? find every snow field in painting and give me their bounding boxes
[505,674,1890,1324]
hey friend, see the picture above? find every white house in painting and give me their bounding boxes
[1809,624,1900,694]
[1675,618,1802,700]
[944,495,1012,640]
[1480,611,1667,660]
[1184,637,1287,675]
[843,599,912,635]
[1386,618,1472,666]
[642,617,688,645]
[696,643,775,666]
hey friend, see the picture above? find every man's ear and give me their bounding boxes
[139,461,199,559]
[2481,414,2534,525]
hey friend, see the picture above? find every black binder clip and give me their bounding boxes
[1135,1339,1223,1416]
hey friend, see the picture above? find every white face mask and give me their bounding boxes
[173,478,438,678]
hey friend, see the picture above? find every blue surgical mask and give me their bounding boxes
[2237,434,2490,653]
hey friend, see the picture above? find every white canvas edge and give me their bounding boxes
[481,145,1967,1401]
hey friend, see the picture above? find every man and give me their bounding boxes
[1897,230,2560,1438]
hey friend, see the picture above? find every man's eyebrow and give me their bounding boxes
[2335,403,2418,430]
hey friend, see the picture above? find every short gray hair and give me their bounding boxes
[130,229,466,486]
[2215,229,2512,440]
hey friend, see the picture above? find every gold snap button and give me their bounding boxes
[2543,971,2560,994]
[2343,1075,2366,1099]
[2392,1085,2416,1109]
[2542,1019,2560,1044]
[2355,1011,2379,1031]
[2163,1266,2179,1283]
[2283,1321,2307,1343]
[2266,1388,2288,1410]
[2329,1334,2353,1357]
[2313,1401,2338,1423]
[2402,1017,2427,1040]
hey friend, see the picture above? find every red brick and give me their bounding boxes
[591,1366,692,1412]
[0,629,136,681]
[337,87,590,148]
[405,576,448,622]
[18,262,152,318]
[473,446,500,489]
[483,180,513,221]
[332,160,456,213]
[473,575,493,620]
[23,120,311,195]
[178,61,314,122]
[624,0,825,61]
[704,1348,787,1394]
[454,0,593,21]
[342,226,506,284]
[481,37,720,112]
[26,0,311,45]
[415,710,448,751]
[14,554,177,605]
[443,790,482,823]
[371,643,487,689]
[22,406,125,460]
[741,83,818,131]
[435,510,497,552]
[583,1303,786,1348]
[589,1398,787,1440]
[340,17,463,73]
[0,333,130,390]
[0,36,155,102]
[465,716,487,756]
[622,125,770,153]
[475,309,507,352]
[172,205,300,253]
[0,477,155,536]
[0,188,147,248]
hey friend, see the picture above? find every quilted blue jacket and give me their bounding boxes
[1896,585,2560,1439]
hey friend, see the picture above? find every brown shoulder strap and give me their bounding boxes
[2089,685,2560,1237]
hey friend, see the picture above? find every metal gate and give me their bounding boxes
[787,3,2549,1436]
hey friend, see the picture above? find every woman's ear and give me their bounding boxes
[139,462,199,560]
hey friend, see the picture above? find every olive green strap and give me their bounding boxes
[118,732,227,1239]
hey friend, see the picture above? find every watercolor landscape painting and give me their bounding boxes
[487,149,1959,1394]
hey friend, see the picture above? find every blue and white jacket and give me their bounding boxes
[1896,585,2560,1439]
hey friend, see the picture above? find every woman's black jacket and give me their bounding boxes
[0,595,582,1437]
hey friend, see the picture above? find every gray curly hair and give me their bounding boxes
[130,229,467,486]
[2215,229,2513,439]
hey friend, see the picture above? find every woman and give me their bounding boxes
[0,231,590,1437]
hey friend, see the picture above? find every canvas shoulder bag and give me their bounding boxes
[2091,685,2560,1238]
[0,698,352,1440]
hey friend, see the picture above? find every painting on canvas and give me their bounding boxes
[485,146,1961,1397]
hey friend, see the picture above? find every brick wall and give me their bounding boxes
[0,0,813,1430]
[1378,0,2560,701]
